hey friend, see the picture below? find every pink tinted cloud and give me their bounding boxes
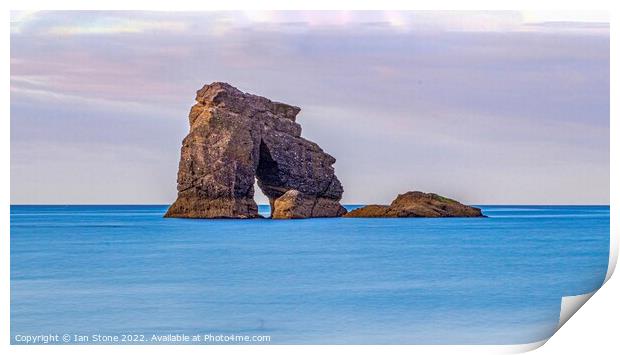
[11,35,193,106]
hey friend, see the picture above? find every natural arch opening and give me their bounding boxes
[252,179,270,215]
[255,140,287,217]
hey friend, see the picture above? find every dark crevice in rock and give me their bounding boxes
[255,139,282,197]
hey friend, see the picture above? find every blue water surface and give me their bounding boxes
[10,205,609,344]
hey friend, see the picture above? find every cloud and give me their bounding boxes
[11,11,190,35]
[47,19,189,35]
[11,11,610,36]
[10,11,40,34]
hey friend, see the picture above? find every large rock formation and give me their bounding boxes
[164,82,346,219]
[345,191,484,218]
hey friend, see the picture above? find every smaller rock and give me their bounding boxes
[345,191,485,218]
[343,204,391,217]
[272,190,347,219]
[272,190,314,219]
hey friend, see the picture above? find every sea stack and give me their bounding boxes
[165,82,346,219]
[345,191,485,218]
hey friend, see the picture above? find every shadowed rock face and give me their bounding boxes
[164,82,345,219]
[345,191,485,218]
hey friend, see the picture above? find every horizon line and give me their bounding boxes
[9,203,611,207]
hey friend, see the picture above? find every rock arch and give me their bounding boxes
[164,82,346,219]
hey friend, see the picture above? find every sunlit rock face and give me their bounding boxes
[271,189,347,219]
[165,82,346,219]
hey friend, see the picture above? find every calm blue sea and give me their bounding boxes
[10,205,609,344]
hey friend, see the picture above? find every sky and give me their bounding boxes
[10,11,610,205]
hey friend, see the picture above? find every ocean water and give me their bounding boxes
[10,205,609,345]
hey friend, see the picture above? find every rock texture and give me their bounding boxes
[164,82,346,219]
[345,191,484,218]
[272,189,347,219]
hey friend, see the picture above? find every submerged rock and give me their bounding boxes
[345,191,485,218]
[164,82,346,219]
